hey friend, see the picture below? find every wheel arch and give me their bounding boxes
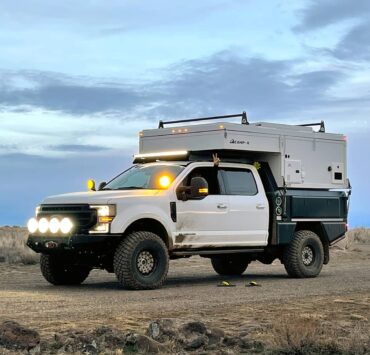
[123,218,172,249]
[295,222,329,264]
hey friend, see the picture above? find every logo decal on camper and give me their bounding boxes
[229,139,249,145]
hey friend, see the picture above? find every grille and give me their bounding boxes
[38,204,97,234]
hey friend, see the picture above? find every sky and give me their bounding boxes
[0,0,369,227]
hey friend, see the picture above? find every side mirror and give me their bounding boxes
[189,177,209,199]
[98,181,107,190]
[176,177,209,201]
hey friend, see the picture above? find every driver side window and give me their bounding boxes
[182,167,223,195]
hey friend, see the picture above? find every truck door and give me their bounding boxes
[174,166,232,248]
[219,167,269,246]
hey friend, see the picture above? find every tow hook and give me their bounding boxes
[45,241,58,249]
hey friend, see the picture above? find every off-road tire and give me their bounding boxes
[284,230,324,278]
[113,231,169,290]
[40,254,91,285]
[211,257,249,276]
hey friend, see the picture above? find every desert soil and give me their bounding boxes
[0,245,369,341]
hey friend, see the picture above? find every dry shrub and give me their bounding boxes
[271,316,327,354]
[346,228,370,245]
[335,228,370,250]
[0,226,39,264]
[271,315,369,354]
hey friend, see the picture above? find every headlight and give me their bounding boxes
[91,205,116,218]
[90,205,116,234]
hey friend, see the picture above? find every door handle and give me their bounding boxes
[256,204,266,209]
[217,203,227,209]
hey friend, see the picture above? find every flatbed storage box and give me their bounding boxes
[139,122,347,190]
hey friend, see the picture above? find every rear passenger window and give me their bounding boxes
[222,169,258,195]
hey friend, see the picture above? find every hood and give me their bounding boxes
[42,190,163,205]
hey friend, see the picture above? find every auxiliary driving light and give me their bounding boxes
[60,218,73,234]
[27,218,38,234]
[38,218,49,234]
[49,218,60,234]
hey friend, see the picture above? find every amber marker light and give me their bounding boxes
[87,179,96,191]
[159,175,172,188]
[198,188,208,194]
[99,216,114,223]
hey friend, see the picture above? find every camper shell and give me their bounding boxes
[138,116,347,190]
[136,113,350,251]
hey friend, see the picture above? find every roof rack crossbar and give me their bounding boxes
[158,111,248,128]
[299,120,325,132]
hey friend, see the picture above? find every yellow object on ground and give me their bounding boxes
[217,281,236,287]
[246,281,261,287]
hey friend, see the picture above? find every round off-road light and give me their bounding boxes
[38,218,49,233]
[49,218,60,234]
[60,218,73,234]
[276,196,282,206]
[27,218,38,234]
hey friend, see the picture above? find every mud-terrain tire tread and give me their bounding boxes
[211,257,249,276]
[284,230,324,278]
[114,231,169,290]
[40,254,91,285]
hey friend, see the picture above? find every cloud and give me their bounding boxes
[0,107,149,157]
[2,50,370,132]
[151,53,352,121]
[50,144,110,153]
[0,0,232,34]
[0,71,144,114]
[294,0,370,32]
[330,22,370,60]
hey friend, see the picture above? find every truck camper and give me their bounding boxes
[27,112,351,289]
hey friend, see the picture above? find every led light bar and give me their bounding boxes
[27,217,74,234]
[134,150,188,159]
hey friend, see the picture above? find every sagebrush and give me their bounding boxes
[0,226,39,264]
[271,315,370,354]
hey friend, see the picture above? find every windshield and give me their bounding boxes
[103,164,185,190]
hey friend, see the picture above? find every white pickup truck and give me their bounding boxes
[27,113,350,289]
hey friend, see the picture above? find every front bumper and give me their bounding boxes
[27,233,121,254]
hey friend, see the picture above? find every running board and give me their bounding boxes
[171,248,265,256]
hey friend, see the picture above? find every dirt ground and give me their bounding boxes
[0,243,369,348]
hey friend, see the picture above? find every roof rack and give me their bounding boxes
[299,121,325,132]
[158,111,248,128]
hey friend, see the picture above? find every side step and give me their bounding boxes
[171,248,265,257]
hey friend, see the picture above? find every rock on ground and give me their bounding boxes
[0,319,255,354]
[146,318,227,351]
[0,320,40,350]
